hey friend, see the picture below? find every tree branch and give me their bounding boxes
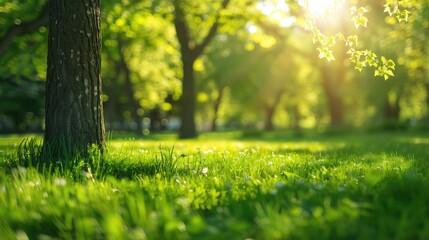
[0,3,49,58]
[173,1,193,55]
[193,0,231,57]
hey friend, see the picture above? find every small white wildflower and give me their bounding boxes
[174,176,181,184]
[54,178,67,187]
[139,149,148,153]
[176,197,189,208]
[269,189,278,195]
[178,222,187,232]
[86,168,95,183]
[267,161,273,166]
[15,230,29,240]
[28,180,40,187]
[202,167,208,174]
[112,188,120,192]
[204,149,213,155]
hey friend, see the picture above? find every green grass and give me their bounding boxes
[0,131,429,239]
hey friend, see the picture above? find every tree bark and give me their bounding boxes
[44,0,105,157]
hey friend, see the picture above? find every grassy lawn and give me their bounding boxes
[0,131,428,239]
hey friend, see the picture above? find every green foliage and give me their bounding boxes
[153,145,181,179]
[351,6,369,29]
[304,1,408,80]
[1,132,429,239]
[2,0,428,132]
[384,1,411,23]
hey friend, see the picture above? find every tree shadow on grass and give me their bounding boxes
[0,138,192,181]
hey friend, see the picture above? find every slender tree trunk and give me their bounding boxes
[425,83,429,121]
[44,0,105,157]
[118,41,143,135]
[291,104,302,136]
[179,54,197,138]
[173,0,230,139]
[210,87,224,132]
[149,107,162,131]
[263,90,284,131]
[103,56,122,131]
[383,95,400,120]
[264,106,276,131]
[320,64,345,128]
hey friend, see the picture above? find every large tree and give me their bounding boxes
[44,0,105,157]
[172,0,231,139]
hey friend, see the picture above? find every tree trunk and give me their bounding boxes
[321,64,345,128]
[118,40,143,135]
[103,55,122,131]
[383,95,400,120]
[173,0,230,139]
[179,54,198,138]
[44,0,105,157]
[263,90,284,131]
[264,106,276,131]
[210,87,224,132]
[291,104,302,136]
[425,83,429,121]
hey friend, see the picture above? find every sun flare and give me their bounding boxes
[306,0,340,17]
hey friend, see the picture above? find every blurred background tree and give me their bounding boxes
[0,0,427,136]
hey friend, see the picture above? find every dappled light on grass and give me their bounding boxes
[1,132,429,239]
